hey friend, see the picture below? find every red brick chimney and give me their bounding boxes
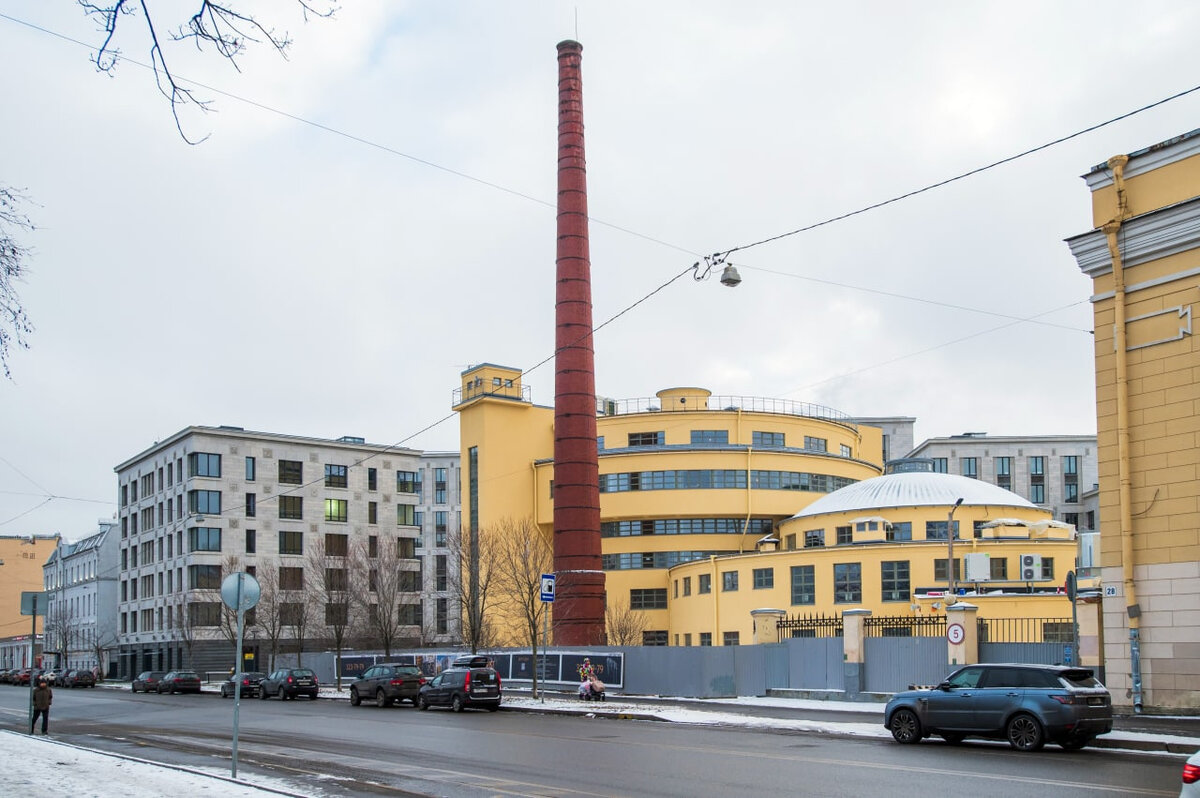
[552,39,606,645]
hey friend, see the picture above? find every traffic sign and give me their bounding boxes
[540,573,556,602]
[947,623,965,645]
[1065,570,1077,601]
[220,572,261,612]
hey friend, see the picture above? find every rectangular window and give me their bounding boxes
[1063,455,1080,503]
[325,464,348,488]
[995,456,1012,489]
[188,602,222,627]
[397,504,417,525]
[279,495,303,520]
[279,530,304,556]
[367,467,377,491]
[324,567,348,591]
[752,567,774,589]
[925,520,960,540]
[699,632,712,646]
[804,436,827,452]
[682,576,692,596]
[187,490,221,515]
[833,562,862,603]
[279,567,304,591]
[396,470,420,493]
[1030,484,1046,504]
[436,597,448,634]
[881,560,910,602]
[278,460,303,484]
[790,565,815,605]
[396,537,416,559]
[723,631,740,646]
[325,533,349,557]
[435,511,448,546]
[934,558,962,582]
[698,573,711,594]
[961,458,978,478]
[245,456,256,482]
[840,444,852,458]
[245,529,256,554]
[436,554,448,591]
[752,431,785,447]
[1030,455,1045,475]
[1030,456,1045,503]
[887,521,912,541]
[629,588,668,610]
[368,535,378,558]
[690,430,729,445]
[364,501,376,525]
[931,458,948,473]
[187,452,221,478]
[1063,512,1079,528]
[1040,557,1055,581]
[643,631,669,646]
[188,564,222,590]
[804,529,824,548]
[836,525,853,544]
[1064,483,1079,503]
[325,499,348,522]
[722,570,739,592]
[245,492,256,518]
[990,557,1007,580]
[188,527,221,552]
[628,431,664,447]
[280,603,305,625]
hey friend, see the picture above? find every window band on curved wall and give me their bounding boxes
[601,550,731,570]
[601,518,775,537]
[598,469,856,493]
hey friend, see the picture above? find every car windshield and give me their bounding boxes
[396,666,419,675]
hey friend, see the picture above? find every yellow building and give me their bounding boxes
[454,366,1079,648]
[1066,129,1200,711]
[0,534,60,668]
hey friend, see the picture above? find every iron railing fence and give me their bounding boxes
[776,613,844,640]
[864,615,948,638]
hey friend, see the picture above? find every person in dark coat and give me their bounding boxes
[31,677,52,735]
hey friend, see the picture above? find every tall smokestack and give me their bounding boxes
[552,39,605,645]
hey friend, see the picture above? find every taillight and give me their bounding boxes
[496,674,502,691]
[1049,694,1078,705]
[419,677,426,686]
[1184,761,1200,785]
[464,671,471,690]
[287,676,294,684]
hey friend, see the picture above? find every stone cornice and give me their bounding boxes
[1065,197,1200,279]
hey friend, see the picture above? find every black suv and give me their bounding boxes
[418,665,501,712]
[260,668,319,700]
[350,663,425,707]
[221,671,267,699]
[885,663,1112,751]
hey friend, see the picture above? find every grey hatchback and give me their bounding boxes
[885,663,1112,751]
[417,666,501,712]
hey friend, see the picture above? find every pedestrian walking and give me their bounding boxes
[31,677,52,735]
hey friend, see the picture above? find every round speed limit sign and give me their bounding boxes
[947,622,965,645]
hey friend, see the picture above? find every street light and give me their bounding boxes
[947,497,964,600]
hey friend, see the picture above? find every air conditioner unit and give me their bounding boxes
[964,552,991,582]
[1020,553,1043,581]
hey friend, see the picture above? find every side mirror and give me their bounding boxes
[937,681,952,691]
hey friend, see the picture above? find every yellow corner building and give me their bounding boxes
[454,366,1079,648]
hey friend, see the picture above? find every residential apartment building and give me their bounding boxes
[907,434,1098,528]
[416,452,461,643]
[43,521,119,676]
[113,427,460,678]
[0,533,60,669]
[1067,128,1200,711]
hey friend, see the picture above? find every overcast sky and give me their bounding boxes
[2,2,1198,541]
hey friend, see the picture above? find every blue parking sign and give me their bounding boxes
[540,573,556,602]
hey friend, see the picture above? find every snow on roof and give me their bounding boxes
[789,472,1036,520]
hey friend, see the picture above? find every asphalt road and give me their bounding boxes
[0,685,1187,797]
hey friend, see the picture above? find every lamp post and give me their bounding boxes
[947,498,964,600]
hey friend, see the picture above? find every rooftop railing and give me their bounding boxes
[596,394,851,422]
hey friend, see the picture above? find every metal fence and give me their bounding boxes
[977,617,1073,643]
[776,613,843,640]
[865,615,947,638]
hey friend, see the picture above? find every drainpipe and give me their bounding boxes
[711,555,720,645]
[739,446,754,553]
[1103,154,1142,713]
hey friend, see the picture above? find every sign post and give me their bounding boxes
[220,572,260,778]
[1065,570,1079,666]
[20,592,47,735]
[539,574,555,703]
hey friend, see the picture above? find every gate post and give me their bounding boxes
[751,608,786,644]
[946,602,978,667]
[1076,594,1104,670]
[841,609,871,697]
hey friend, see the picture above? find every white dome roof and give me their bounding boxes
[788,472,1036,521]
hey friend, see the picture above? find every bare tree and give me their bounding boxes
[307,535,362,688]
[216,555,260,672]
[605,597,649,646]
[89,627,119,679]
[80,1,336,142]
[445,523,500,654]
[356,534,419,658]
[490,517,554,697]
[0,186,34,379]
[45,600,79,669]
[172,602,197,668]
[254,564,285,673]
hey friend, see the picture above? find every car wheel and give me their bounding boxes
[221,686,229,698]
[940,733,965,745]
[377,689,391,708]
[1059,737,1091,751]
[259,687,269,700]
[350,688,361,706]
[889,709,922,744]
[1006,713,1045,751]
[451,695,464,713]
[418,695,429,711]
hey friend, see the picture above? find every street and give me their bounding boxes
[0,685,1186,797]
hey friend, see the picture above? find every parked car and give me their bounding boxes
[220,671,267,699]
[350,663,424,707]
[41,669,64,686]
[0,668,16,684]
[884,663,1112,751]
[1182,748,1200,798]
[131,671,167,693]
[417,665,501,712]
[451,655,492,668]
[156,670,202,694]
[14,668,38,686]
[259,668,319,700]
[62,669,96,688]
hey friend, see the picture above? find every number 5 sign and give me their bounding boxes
[540,573,556,602]
[947,623,965,645]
